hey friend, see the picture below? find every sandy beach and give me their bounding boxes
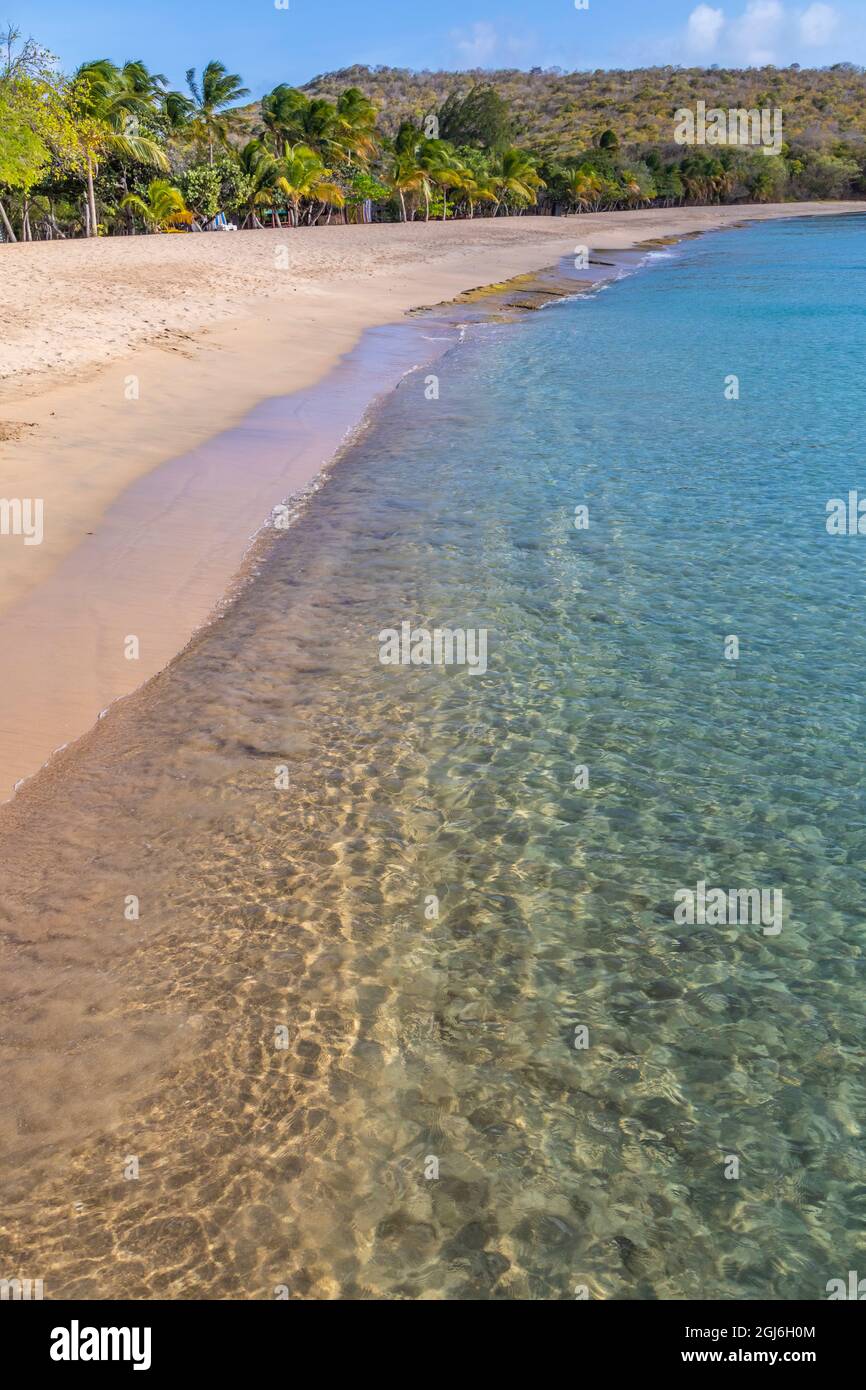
[1,201,864,800]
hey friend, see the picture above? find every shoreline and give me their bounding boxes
[1,202,865,800]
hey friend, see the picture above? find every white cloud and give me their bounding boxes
[451,22,499,65]
[449,20,538,68]
[799,3,839,45]
[730,0,785,64]
[687,5,726,55]
[681,2,841,65]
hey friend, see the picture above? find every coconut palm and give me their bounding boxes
[71,59,169,235]
[459,169,496,218]
[118,59,168,103]
[414,137,456,221]
[562,165,602,212]
[489,147,544,214]
[185,60,249,165]
[430,151,466,220]
[619,170,654,208]
[260,84,308,152]
[276,142,344,226]
[263,90,371,173]
[680,154,728,204]
[386,122,427,221]
[161,87,196,136]
[334,88,378,165]
[388,150,427,221]
[119,177,192,231]
[236,138,281,227]
[385,125,462,222]
[262,92,341,160]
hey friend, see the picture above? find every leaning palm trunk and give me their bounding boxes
[0,198,17,242]
[86,155,98,237]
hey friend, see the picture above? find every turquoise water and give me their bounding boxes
[3,215,865,1299]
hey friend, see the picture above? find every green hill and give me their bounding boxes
[292,62,866,158]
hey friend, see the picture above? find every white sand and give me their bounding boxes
[0,203,863,799]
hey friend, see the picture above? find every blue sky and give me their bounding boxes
[18,1,866,94]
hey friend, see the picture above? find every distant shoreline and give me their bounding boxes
[0,202,864,801]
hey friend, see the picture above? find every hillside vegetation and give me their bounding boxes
[297,62,866,155]
[3,24,865,244]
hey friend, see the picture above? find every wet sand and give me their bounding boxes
[1,208,864,1299]
[0,320,454,798]
[1,203,864,799]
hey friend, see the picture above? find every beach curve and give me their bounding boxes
[1,202,864,801]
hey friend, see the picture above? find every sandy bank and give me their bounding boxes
[0,202,863,799]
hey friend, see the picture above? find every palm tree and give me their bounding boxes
[161,87,196,137]
[334,88,378,165]
[459,170,496,218]
[430,151,466,220]
[119,59,168,103]
[562,165,600,212]
[385,125,463,222]
[236,138,281,227]
[71,59,169,236]
[414,137,455,221]
[680,154,731,205]
[599,175,623,209]
[387,122,428,221]
[489,147,544,215]
[260,84,308,152]
[619,170,654,208]
[261,91,339,158]
[185,60,249,165]
[119,177,192,231]
[389,150,426,221]
[276,143,344,227]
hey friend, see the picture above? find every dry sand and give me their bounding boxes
[1,202,864,799]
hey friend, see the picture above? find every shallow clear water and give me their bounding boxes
[2,215,865,1299]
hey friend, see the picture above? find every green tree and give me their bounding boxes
[276,142,344,226]
[438,85,514,151]
[0,25,76,240]
[180,163,222,221]
[344,168,391,222]
[236,139,279,227]
[561,165,603,211]
[388,126,430,221]
[260,84,309,151]
[184,60,250,164]
[119,177,192,231]
[68,60,169,236]
[489,147,544,214]
[334,87,378,164]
